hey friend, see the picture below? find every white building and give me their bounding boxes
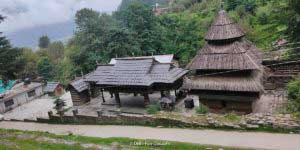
[0,82,43,113]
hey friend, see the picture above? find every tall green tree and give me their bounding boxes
[283,0,300,59]
[47,41,64,64]
[286,0,300,43]
[16,48,39,79]
[0,15,23,85]
[73,8,116,73]
[37,57,54,81]
[106,28,141,58]
[116,2,163,55]
[38,35,50,49]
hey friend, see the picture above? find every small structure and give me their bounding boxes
[0,82,43,113]
[67,78,90,106]
[85,55,188,107]
[153,3,170,16]
[0,80,16,94]
[263,60,300,90]
[160,97,175,111]
[44,82,65,97]
[183,10,263,113]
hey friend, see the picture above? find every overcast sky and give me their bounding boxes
[0,0,122,33]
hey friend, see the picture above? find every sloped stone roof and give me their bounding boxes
[85,57,188,87]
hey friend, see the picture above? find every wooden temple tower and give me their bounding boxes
[183,10,263,113]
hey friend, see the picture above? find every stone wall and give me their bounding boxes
[37,111,300,132]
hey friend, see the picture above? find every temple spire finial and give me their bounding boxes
[220,0,225,10]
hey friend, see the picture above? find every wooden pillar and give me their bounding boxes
[143,93,150,107]
[115,92,121,107]
[160,91,165,98]
[101,89,105,103]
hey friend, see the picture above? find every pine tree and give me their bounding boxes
[38,35,50,49]
[0,14,22,85]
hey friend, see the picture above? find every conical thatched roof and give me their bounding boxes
[187,10,262,70]
[187,39,262,70]
[205,10,245,41]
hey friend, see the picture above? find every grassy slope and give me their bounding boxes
[0,128,252,150]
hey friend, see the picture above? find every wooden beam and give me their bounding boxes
[143,93,150,107]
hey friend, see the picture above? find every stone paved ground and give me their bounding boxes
[69,92,164,115]
[69,91,198,115]
[3,93,73,120]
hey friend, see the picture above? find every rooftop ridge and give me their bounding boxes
[205,10,245,41]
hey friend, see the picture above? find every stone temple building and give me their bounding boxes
[183,10,263,113]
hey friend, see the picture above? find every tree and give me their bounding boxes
[37,57,54,81]
[73,9,116,73]
[115,2,163,55]
[286,0,300,43]
[16,48,39,79]
[39,35,50,49]
[158,14,203,64]
[106,28,141,58]
[283,0,300,59]
[225,0,257,14]
[0,14,23,85]
[47,41,64,64]
[53,98,66,115]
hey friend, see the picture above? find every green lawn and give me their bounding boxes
[0,128,252,150]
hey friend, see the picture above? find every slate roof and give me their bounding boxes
[85,57,188,87]
[109,54,174,64]
[44,82,60,92]
[69,78,89,92]
[1,82,43,101]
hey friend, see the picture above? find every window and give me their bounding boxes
[28,90,36,97]
[4,99,14,108]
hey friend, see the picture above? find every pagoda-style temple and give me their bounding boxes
[84,55,188,107]
[183,10,263,113]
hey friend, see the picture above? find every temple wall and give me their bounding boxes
[200,99,253,114]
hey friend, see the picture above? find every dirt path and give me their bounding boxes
[0,121,299,150]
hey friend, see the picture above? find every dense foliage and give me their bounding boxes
[286,79,300,116]
[38,35,50,49]
[1,0,299,85]
[0,15,23,85]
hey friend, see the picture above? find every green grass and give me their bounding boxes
[0,128,251,150]
[224,113,241,122]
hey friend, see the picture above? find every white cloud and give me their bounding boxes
[0,0,122,33]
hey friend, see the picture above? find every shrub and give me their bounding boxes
[224,112,241,122]
[146,104,160,114]
[196,104,209,114]
[286,79,300,113]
